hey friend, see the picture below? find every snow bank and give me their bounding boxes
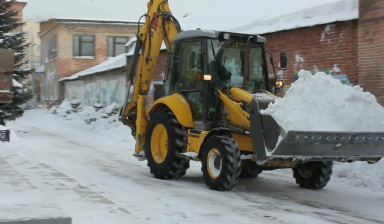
[332,161,384,192]
[47,100,134,144]
[261,70,384,132]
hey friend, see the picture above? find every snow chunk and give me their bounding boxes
[180,152,198,159]
[260,69,384,132]
[104,102,119,114]
[12,79,23,88]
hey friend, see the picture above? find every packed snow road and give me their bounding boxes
[1,110,384,224]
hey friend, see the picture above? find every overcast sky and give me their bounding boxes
[23,0,219,21]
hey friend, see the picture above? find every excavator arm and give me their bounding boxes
[119,0,181,155]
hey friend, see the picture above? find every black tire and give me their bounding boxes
[240,160,262,178]
[201,135,242,191]
[145,108,190,179]
[292,161,333,190]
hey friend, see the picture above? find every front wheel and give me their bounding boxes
[201,135,242,191]
[145,108,189,179]
[292,161,333,190]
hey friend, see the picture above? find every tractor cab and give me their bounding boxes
[163,30,286,129]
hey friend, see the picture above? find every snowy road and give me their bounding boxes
[1,111,384,224]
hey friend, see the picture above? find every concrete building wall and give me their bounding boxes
[64,69,126,107]
[358,0,384,105]
[62,51,169,108]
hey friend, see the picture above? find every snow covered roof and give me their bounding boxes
[60,41,167,82]
[35,65,44,73]
[180,0,358,35]
[38,17,140,25]
[59,53,128,82]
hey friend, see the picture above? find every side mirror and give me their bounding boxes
[189,51,196,70]
[280,53,287,69]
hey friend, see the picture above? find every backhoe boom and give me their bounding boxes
[119,0,180,154]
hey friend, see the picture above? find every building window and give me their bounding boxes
[74,35,95,57]
[108,37,128,57]
[48,35,57,60]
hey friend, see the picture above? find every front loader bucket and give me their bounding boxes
[271,131,384,162]
[248,95,384,164]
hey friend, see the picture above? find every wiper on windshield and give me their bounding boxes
[210,40,216,58]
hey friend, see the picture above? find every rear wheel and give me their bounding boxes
[145,108,189,179]
[292,161,333,190]
[201,135,242,191]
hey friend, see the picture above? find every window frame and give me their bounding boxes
[73,35,95,57]
[108,36,129,57]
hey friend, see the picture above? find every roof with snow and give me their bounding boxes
[180,0,358,35]
[35,65,44,73]
[38,17,141,25]
[60,40,167,82]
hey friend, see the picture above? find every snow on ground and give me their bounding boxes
[1,109,384,224]
[1,106,384,223]
[261,69,384,132]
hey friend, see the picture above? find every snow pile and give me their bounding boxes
[261,70,384,132]
[332,162,384,192]
[47,100,134,143]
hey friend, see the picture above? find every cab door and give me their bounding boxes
[165,40,205,122]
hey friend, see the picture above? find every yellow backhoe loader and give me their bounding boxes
[119,0,384,191]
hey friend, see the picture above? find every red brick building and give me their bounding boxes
[358,0,384,105]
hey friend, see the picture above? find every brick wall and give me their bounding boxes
[126,50,168,81]
[9,1,26,33]
[39,20,138,105]
[358,0,384,105]
[262,20,358,94]
[57,23,137,80]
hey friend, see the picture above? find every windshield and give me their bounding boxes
[207,40,266,93]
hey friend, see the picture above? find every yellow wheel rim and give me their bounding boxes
[207,148,221,179]
[151,124,168,164]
